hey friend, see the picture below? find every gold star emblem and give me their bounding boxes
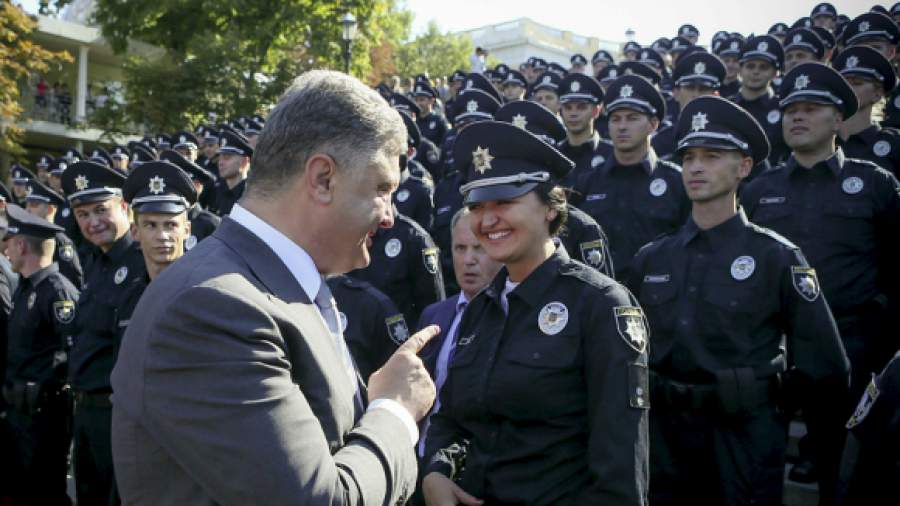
[511,114,528,130]
[472,146,494,174]
[148,176,166,195]
[75,175,89,191]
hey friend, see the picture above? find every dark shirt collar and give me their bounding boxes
[99,232,134,263]
[785,148,846,178]
[484,243,571,308]
[24,263,60,288]
[563,131,600,152]
[602,148,660,177]
[736,87,774,103]
[680,208,749,249]
[846,124,879,144]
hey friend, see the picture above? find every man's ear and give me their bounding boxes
[304,153,338,204]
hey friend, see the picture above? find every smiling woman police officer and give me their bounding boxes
[422,121,649,505]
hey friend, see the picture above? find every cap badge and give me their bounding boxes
[179,135,186,143]
[672,40,680,48]
[466,100,478,113]
[148,176,166,195]
[691,112,709,131]
[819,5,827,12]
[641,51,649,59]
[794,74,810,90]
[74,175,89,191]
[793,34,802,44]
[472,146,494,174]
[542,75,551,84]
[845,55,859,69]
[730,41,739,50]
[758,41,769,52]
[466,79,474,89]
[59,162,67,171]
[570,80,581,92]
[859,21,870,32]
[114,266,128,285]
[694,62,706,74]
[511,114,528,130]
[620,84,634,98]
[221,138,228,147]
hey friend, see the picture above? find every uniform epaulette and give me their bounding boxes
[395,212,432,237]
[880,127,900,137]
[747,222,800,250]
[559,258,617,289]
[844,157,882,170]
[658,159,682,173]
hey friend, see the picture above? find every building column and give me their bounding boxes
[75,45,89,122]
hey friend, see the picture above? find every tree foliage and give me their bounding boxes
[393,20,473,81]
[1,1,72,160]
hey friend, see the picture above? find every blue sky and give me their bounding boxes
[17,0,881,45]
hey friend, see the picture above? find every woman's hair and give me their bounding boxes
[534,183,568,237]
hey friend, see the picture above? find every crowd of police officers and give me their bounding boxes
[1,2,899,505]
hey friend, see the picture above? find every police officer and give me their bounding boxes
[591,49,615,76]
[171,130,200,162]
[243,118,264,148]
[327,274,407,380]
[623,41,642,61]
[46,158,84,248]
[397,112,435,231]
[769,22,789,43]
[495,100,615,277]
[731,35,789,165]
[556,72,610,187]
[834,46,900,176]
[62,160,147,506]
[741,62,900,501]
[501,69,528,103]
[570,53,588,74]
[89,148,115,170]
[432,87,501,295]
[24,179,84,288]
[530,71,562,114]
[412,81,450,147]
[811,3,838,32]
[115,161,196,356]
[836,350,900,505]
[391,93,443,181]
[783,27,826,73]
[34,153,52,183]
[211,128,252,216]
[714,36,745,98]
[2,204,79,506]
[839,12,900,128]
[631,95,849,506]
[10,165,36,206]
[574,74,690,283]
[159,150,221,249]
[422,121,648,504]
[109,145,130,174]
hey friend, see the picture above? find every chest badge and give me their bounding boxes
[842,176,864,195]
[396,189,410,202]
[385,238,403,258]
[614,306,647,353]
[591,154,605,168]
[649,178,668,197]
[62,208,71,218]
[730,255,756,281]
[27,292,36,310]
[114,266,129,285]
[873,140,891,157]
[538,302,569,336]
[185,235,198,250]
[338,311,348,333]
[791,266,820,302]
[767,110,781,124]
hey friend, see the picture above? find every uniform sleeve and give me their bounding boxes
[369,290,406,378]
[872,170,900,347]
[414,188,435,232]
[408,229,446,324]
[44,282,80,380]
[129,285,417,506]
[579,285,649,504]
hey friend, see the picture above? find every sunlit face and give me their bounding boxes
[48,174,63,192]
[73,197,130,249]
[502,83,526,102]
[681,147,751,203]
[722,56,741,81]
[739,59,777,92]
[12,183,27,199]
[414,96,435,114]
[217,153,248,180]
[532,89,560,114]
[112,156,130,171]
[133,212,191,269]
[328,149,400,273]
[560,101,599,136]
[467,191,555,269]
[782,101,841,153]
[784,48,818,73]
[845,75,883,110]
[25,201,54,221]
[174,147,196,162]
[451,212,502,300]
[608,108,658,152]
[202,142,218,159]
[2,235,26,273]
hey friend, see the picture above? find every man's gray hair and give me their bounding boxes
[450,207,470,238]
[248,70,406,197]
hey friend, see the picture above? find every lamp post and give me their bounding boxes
[341,12,358,75]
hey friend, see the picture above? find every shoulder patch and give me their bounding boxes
[579,239,606,269]
[791,266,820,302]
[54,300,76,324]
[385,314,409,345]
[614,306,648,353]
[846,374,880,429]
[422,247,440,275]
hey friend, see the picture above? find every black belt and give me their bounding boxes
[651,368,778,415]
[73,391,112,408]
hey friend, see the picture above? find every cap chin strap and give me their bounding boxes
[459,171,550,195]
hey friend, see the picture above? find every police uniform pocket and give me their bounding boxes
[505,333,580,369]
[823,201,873,247]
[823,201,873,219]
[750,201,792,223]
[701,287,757,352]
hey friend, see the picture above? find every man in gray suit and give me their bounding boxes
[111,70,439,505]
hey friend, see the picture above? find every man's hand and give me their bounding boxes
[423,472,483,506]
[368,324,439,421]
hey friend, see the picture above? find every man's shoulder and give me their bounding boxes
[422,296,457,320]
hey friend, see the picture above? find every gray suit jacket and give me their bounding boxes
[111,217,416,505]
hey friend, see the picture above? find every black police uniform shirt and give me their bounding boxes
[111,271,150,361]
[6,264,79,391]
[558,131,607,188]
[54,231,83,289]
[68,234,147,392]
[417,112,450,149]
[557,204,615,278]
[438,128,459,183]
[350,213,445,326]
[573,149,690,283]
[838,124,900,177]
[413,137,443,182]
[594,112,611,140]
[730,90,789,165]
[882,87,900,129]
[719,80,741,100]
[211,178,246,216]
[55,202,85,250]
[650,120,678,160]
[837,350,900,505]
[187,203,222,250]
[630,210,847,384]
[424,246,649,504]
[394,169,435,232]
[431,170,465,295]
[741,150,900,316]
[327,275,408,380]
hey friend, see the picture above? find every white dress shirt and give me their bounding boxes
[230,204,418,444]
